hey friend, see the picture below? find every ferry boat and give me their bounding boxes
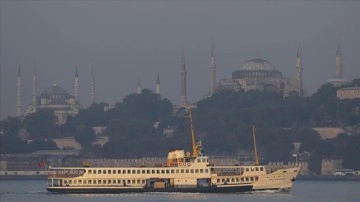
[46,107,300,193]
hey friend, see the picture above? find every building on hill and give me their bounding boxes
[337,87,360,99]
[23,67,80,125]
[327,41,349,87]
[217,56,301,96]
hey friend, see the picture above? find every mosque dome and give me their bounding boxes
[40,84,71,99]
[232,57,283,79]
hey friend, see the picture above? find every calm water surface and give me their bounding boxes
[0,180,359,202]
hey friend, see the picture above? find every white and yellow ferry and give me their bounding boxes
[46,107,300,193]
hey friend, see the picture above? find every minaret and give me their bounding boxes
[295,44,303,96]
[335,41,343,78]
[180,52,187,106]
[155,73,160,95]
[32,65,37,107]
[74,66,79,102]
[90,68,95,103]
[210,45,216,95]
[16,64,22,116]
[137,78,142,94]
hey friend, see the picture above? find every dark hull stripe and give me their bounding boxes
[47,185,253,193]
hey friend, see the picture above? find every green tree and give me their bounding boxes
[1,116,22,137]
[308,153,322,175]
[0,135,28,153]
[28,139,58,151]
[23,109,58,139]
[74,125,96,149]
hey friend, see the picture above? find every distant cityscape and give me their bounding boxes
[12,42,358,125]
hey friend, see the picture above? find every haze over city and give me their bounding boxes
[1,1,359,119]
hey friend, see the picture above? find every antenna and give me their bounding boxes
[187,106,198,157]
[252,125,259,166]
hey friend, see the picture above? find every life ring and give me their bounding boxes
[187,163,190,166]
[179,163,182,166]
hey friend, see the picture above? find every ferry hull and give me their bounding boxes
[47,185,253,194]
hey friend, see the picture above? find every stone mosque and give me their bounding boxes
[217,56,301,96]
[17,67,85,125]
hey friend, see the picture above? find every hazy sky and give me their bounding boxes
[1,1,360,119]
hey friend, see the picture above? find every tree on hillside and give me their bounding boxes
[23,109,58,139]
[27,139,58,151]
[0,116,22,137]
[109,89,172,122]
[291,127,322,153]
[74,125,96,149]
[76,102,110,127]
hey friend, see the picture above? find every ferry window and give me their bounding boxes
[113,180,116,183]
[142,180,145,184]
[241,178,244,182]
[161,170,165,174]
[251,167,254,171]
[118,180,121,184]
[186,169,189,173]
[93,170,96,174]
[260,167,264,171]
[200,169,203,173]
[132,180,135,184]
[246,178,249,182]
[137,170,140,174]
[132,170,136,174]
[98,180,101,184]
[157,170,160,174]
[147,170,150,174]
[108,180,111,184]
[205,169,209,173]
[69,180,72,184]
[166,170,169,174]
[171,169,174,173]
[127,180,131,184]
[221,179,225,182]
[250,177,253,181]
[197,159,201,163]
[207,159,209,162]
[181,169,184,173]
[118,170,121,174]
[217,179,220,183]
[84,180,87,184]
[231,178,234,182]
[113,170,116,174]
[236,178,239,182]
[98,170,101,174]
[79,180,82,183]
[137,180,140,184]
[103,170,106,174]
[246,168,249,172]
[191,169,194,173]
[128,170,131,174]
[123,170,126,174]
[255,167,259,171]
[108,170,112,174]
[88,170,92,174]
[202,159,206,162]
[152,170,155,174]
[103,180,106,184]
[255,177,259,181]
[141,170,144,174]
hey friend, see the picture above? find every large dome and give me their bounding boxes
[40,84,71,99]
[232,57,282,79]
